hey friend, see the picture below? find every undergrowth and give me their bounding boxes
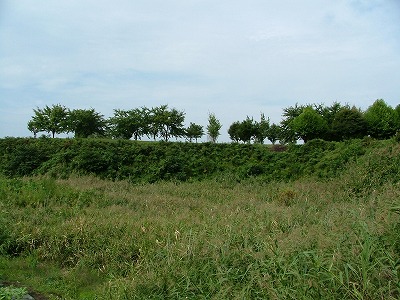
[0,137,380,182]
[0,138,400,299]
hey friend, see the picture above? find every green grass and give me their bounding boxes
[0,285,28,300]
[1,140,400,299]
[0,140,400,299]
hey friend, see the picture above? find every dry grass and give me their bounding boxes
[1,174,399,299]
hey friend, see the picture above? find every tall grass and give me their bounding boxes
[1,140,400,299]
[1,172,399,299]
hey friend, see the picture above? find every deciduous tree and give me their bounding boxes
[185,122,204,142]
[28,104,69,138]
[149,105,186,142]
[280,103,305,143]
[69,108,106,138]
[228,121,241,143]
[291,107,328,143]
[239,116,256,143]
[331,106,367,140]
[108,108,148,140]
[207,113,222,143]
[253,113,270,144]
[266,123,281,145]
[364,99,397,139]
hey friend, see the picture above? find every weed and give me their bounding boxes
[0,285,28,300]
[0,139,399,298]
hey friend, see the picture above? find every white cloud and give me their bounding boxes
[0,0,399,140]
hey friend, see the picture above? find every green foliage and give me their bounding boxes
[228,114,269,144]
[266,123,282,144]
[394,131,400,143]
[148,105,186,142]
[0,285,28,300]
[253,113,270,144]
[0,137,387,184]
[345,141,400,195]
[1,154,400,299]
[228,116,256,143]
[0,138,57,177]
[227,121,240,143]
[280,103,305,143]
[364,99,398,139]
[28,104,70,138]
[185,122,204,142]
[207,113,222,143]
[69,108,107,138]
[291,107,328,143]
[331,106,367,140]
[108,107,149,140]
[25,100,400,144]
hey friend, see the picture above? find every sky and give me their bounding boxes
[1,0,399,141]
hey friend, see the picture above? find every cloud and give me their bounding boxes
[0,0,400,140]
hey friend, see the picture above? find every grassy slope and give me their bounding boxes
[0,137,373,182]
[0,139,400,299]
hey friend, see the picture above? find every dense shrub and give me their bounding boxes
[0,137,382,183]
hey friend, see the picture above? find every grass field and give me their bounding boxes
[1,140,400,299]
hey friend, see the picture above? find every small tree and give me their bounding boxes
[149,105,186,142]
[28,104,69,138]
[109,108,148,140]
[266,123,281,144]
[253,113,270,144]
[228,121,241,143]
[69,108,106,138]
[185,122,204,142]
[238,116,256,143]
[291,107,328,143]
[280,103,305,143]
[331,106,367,140]
[315,102,344,140]
[27,120,39,138]
[364,99,397,139]
[207,113,222,143]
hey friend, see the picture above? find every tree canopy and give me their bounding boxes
[331,106,367,140]
[291,107,328,143]
[27,99,399,144]
[185,123,204,143]
[364,99,398,139]
[207,113,222,143]
[28,104,69,138]
[69,108,106,138]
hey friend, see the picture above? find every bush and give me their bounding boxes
[0,138,388,183]
[0,285,28,300]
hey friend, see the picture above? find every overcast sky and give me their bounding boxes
[1,0,399,141]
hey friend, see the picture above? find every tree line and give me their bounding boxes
[27,99,400,143]
[228,99,400,143]
[28,104,222,142]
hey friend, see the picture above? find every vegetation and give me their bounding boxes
[0,137,376,183]
[206,113,222,143]
[10,98,400,298]
[0,137,400,299]
[28,104,190,142]
[364,99,398,139]
[227,99,399,144]
[69,108,107,138]
[290,106,328,143]
[227,115,270,144]
[185,123,204,143]
[0,285,28,300]
[28,104,70,138]
[27,99,399,144]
